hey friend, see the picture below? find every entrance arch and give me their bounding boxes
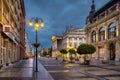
[109,43,115,60]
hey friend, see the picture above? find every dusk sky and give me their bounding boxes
[24,0,110,49]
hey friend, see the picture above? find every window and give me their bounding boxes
[99,27,105,41]
[69,42,72,47]
[91,31,96,42]
[69,37,72,40]
[79,38,82,40]
[82,37,86,40]
[74,37,77,40]
[108,23,116,39]
[74,43,77,48]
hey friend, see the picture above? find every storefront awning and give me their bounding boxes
[4,32,18,45]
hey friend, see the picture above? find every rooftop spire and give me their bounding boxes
[92,0,94,4]
[90,0,96,14]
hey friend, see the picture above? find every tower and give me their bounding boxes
[86,0,96,24]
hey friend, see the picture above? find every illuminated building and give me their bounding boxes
[86,0,120,61]
[0,0,26,68]
[52,27,86,58]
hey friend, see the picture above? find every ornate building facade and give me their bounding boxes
[86,0,120,61]
[25,32,31,57]
[52,27,86,58]
[0,0,26,68]
[62,27,86,50]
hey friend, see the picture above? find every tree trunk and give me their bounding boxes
[69,54,72,62]
[84,55,86,64]
[62,55,65,62]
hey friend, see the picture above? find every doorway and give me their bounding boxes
[109,43,115,60]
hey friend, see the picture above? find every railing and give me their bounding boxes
[93,3,120,23]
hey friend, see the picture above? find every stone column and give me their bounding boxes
[1,36,4,65]
[105,24,108,40]
[66,38,69,48]
[17,45,20,61]
[4,39,9,65]
[88,32,91,43]
[10,42,13,63]
[104,43,109,60]
[72,37,74,47]
[13,44,15,62]
[96,31,98,42]
[96,46,99,59]
[118,16,120,39]
[116,18,119,38]
[15,45,17,61]
[115,42,120,61]
[8,41,10,63]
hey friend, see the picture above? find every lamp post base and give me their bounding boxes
[32,42,40,72]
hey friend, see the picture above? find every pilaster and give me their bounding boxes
[116,17,119,37]
[10,42,13,63]
[105,23,108,40]
[96,30,98,42]
[4,38,9,65]
[104,43,109,60]
[115,41,120,61]
[96,46,99,59]
[119,16,120,39]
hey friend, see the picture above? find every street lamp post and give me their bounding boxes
[28,17,44,72]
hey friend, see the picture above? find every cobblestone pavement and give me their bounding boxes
[0,58,53,80]
[39,57,120,80]
[0,58,33,80]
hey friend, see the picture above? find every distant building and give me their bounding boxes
[0,0,26,68]
[62,27,86,50]
[86,0,120,61]
[52,36,62,57]
[41,48,50,56]
[25,32,31,57]
[51,27,86,58]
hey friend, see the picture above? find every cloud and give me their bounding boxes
[24,0,110,48]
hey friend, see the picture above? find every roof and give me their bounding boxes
[94,0,119,17]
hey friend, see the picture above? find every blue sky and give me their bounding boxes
[24,0,110,49]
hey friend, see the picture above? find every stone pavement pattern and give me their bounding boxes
[0,57,120,80]
[0,58,54,80]
[39,57,120,80]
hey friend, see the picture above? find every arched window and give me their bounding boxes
[69,37,72,40]
[69,37,72,41]
[75,37,77,40]
[108,23,116,39]
[99,27,105,41]
[91,31,96,42]
[69,42,72,47]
